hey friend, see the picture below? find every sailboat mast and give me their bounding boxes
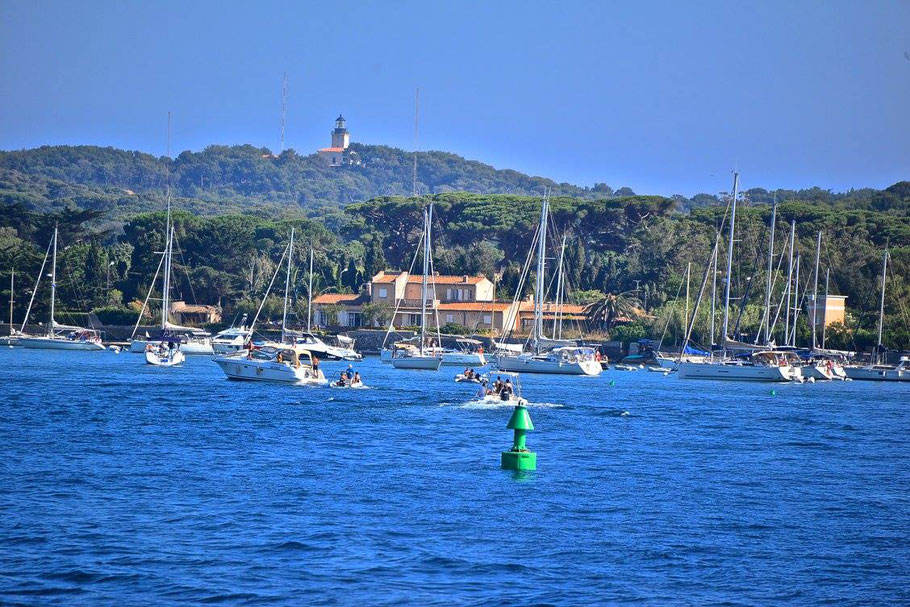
[307,247,314,333]
[420,206,430,354]
[709,244,717,350]
[684,262,691,339]
[822,268,829,350]
[720,172,739,357]
[791,253,800,347]
[553,233,567,340]
[282,227,294,337]
[9,269,13,330]
[876,247,888,362]
[784,220,795,345]
[161,112,173,331]
[762,199,777,344]
[811,231,821,350]
[534,195,549,348]
[47,224,58,337]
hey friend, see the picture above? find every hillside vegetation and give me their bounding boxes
[0,143,907,351]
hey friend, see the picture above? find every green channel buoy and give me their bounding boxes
[609,380,616,386]
[770,389,777,396]
[501,404,536,471]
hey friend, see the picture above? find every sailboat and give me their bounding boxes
[391,204,443,370]
[676,172,802,382]
[213,228,326,384]
[129,118,213,355]
[493,195,601,376]
[844,247,909,382]
[18,226,105,351]
[281,247,362,361]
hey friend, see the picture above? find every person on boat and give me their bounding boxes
[477,344,484,354]
[312,355,320,374]
[464,367,471,379]
[504,379,514,395]
[476,380,488,399]
[353,372,361,385]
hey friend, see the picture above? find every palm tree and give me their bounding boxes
[584,291,641,333]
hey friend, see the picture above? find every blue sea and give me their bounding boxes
[1,349,908,605]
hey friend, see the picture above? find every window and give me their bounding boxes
[347,313,361,327]
[446,314,454,323]
[408,313,421,326]
[446,288,453,300]
[378,287,387,298]
[483,315,492,325]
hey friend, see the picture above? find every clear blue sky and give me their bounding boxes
[1,0,908,196]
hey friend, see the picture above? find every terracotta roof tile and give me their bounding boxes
[313,293,367,305]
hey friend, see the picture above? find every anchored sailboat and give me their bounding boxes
[676,172,802,382]
[494,195,600,376]
[19,225,105,351]
[392,204,443,370]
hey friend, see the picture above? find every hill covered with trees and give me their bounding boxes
[0,142,907,351]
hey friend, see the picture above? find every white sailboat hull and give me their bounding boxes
[145,349,186,366]
[495,355,601,376]
[802,363,847,381]
[0,336,20,347]
[213,356,327,384]
[677,361,799,382]
[441,351,487,366]
[130,338,213,355]
[391,356,442,370]
[19,336,105,351]
[843,366,910,382]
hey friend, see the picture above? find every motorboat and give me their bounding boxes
[214,345,326,385]
[212,325,251,354]
[455,372,484,383]
[285,331,362,361]
[144,340,186,366]
[495,346,602,376]
[677,351,803,382]
[471,371,526,405]
[441,338,487,366]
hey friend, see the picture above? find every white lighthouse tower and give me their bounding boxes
[318,115,350,166]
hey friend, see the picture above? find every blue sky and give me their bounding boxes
[1,0,908,196]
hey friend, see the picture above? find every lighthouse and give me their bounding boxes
[318,114,350,166]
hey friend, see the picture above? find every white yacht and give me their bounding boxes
[496,346,601,376]
[844,357,910,382]
[18,226,106,351]
[391,204,442,371]
[677,351,803,382]
[212,325,251,354]
[284,331,362,361]
[215,345,326,384]
[441,338,487,366]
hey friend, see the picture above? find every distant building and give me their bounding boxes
[806,294,847,328]
[169,301,221,326]
[317,115,351,167]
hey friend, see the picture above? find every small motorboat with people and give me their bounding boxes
[144,338,185,367]
[130,328,214,355]
[473,372,526,405]
[332,367,364,388]
[455,368,485,383]
[441,338,487,366]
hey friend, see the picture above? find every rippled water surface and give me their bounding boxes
[1,349,908,605]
